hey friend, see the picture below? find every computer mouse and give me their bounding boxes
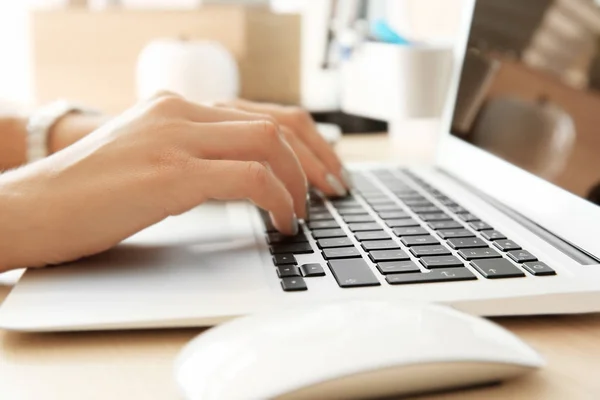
[174,300,544,400]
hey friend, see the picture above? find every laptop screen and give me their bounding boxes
[450,0,600,206]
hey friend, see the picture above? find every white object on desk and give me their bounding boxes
[175,300,543,400]
[136,38,239,104]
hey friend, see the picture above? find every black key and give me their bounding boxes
[386,218,420,228]
[348,222,382,232]
[401,235,440,247]
[379,211,411,219]
[395,192,423,200]
[301,263,326,277]
[437,229,475,239]
[439,199,458,207]
[457,213,480,222]
[270,242,314,254]
[308,220,339,230]
[377,261,420,275]
[317,237,354,249]
[267,232,308,245]
[410,245,451,257]
[386,268,476,285]
[355,231,391,241]
[309,212,334,221]
[411,206,442,214]
[337,208,366,215]
[446,205,468,214]
[368,249,410,262]
[372,204,402,212]
[404,199,433,207]
[457,248,501,260]
[309,206,328,214]
[419,213,452,222]
[328,259,380,288]
[277,265,301,278]
[493,240,522,252]
[281,277,307,291]
[523,261,556,276]
[331,199,359,208]
[420,256,464,269]
[471,259,525,279]
[362,240,401,251]
[481,230,506,241]
[312,229,347,239]
[469,221,493,231]
[507,250,537,263]
[273,254,297,265]
[447,238,488,249]
[429,221,463,230]
[263,218,278,233]
[343,214,374,223]
[393,227,429,237]
[323,247,362,259]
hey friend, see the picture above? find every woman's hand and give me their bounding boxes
[216,99,352,197]
[0,95,308,271]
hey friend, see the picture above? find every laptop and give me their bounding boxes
[2,0,600,331]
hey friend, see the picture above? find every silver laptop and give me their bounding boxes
[2,0,600,331]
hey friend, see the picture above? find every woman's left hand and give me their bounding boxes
[216,99,352,197]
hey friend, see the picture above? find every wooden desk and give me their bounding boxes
[1,134,600,400]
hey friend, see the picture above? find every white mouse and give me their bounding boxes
[174,301,543,400]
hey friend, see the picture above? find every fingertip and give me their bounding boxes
[270,212,299,236]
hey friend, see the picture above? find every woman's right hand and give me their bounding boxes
[0,94,308,270]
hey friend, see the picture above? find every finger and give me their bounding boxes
[181,120,308,219]
[218,100,350,191]
[184,159,298,235]
[280,127,345,197]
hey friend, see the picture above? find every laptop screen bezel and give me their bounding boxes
[434,0,600,258]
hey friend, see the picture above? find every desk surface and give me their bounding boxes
[1,134,600,400]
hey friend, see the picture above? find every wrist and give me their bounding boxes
[47,113,109,154]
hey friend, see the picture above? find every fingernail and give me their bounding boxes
[341,167,354,189]
[326,174,347,197]
[291,214,299,236]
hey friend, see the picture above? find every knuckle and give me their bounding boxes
[287,106,311,126]
[148,94,184,115]
[259,119,282,147]
[246,161,270,189]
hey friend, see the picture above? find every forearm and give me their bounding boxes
[0,113,109,171]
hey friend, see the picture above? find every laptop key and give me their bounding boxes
[411,206,443,214]
[366,197,394,205]
[317,237,354,249]
[420,256,464,269]
[404,199,434,207]
[447,238,488,249]
[308,220,339,230]
[312,229,347,239]
[401,235,440,247]
[446,205,469,214]
[343,214,375,223]
[458,248,501,260]
[362,240,401,251]
[523,261,556,276]
[386,268,476,285]
[493,240,522,252]
[328,259,381,288]
[368,249,410,262]
[355,231,391,241]
[372,204,403,212]
[267,232,308,245]
[471,259,525,279]
[348,222,382,232]
[337,207,367,215]
[309,212,334,221]
[481,230,506,241]
[379,211,411,219]
[377,261,420,275]
[273,254,297,265]
[420,213,452,222]
[280,277,307,291]
[469,221,493,231]
[270,242,314,255]
[507,250,538,263]
[410,245,452,257]
[437,229,475,239]
[457,213,480,222]
[300,263,326,277]
[393,227,429,237]
[323,247,362,259]
[386,218,420,228]
[277,265,301,278]
[429,221,463,230]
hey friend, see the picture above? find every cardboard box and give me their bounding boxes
[31,6,300,113]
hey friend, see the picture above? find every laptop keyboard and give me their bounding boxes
[261,169,556,292]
